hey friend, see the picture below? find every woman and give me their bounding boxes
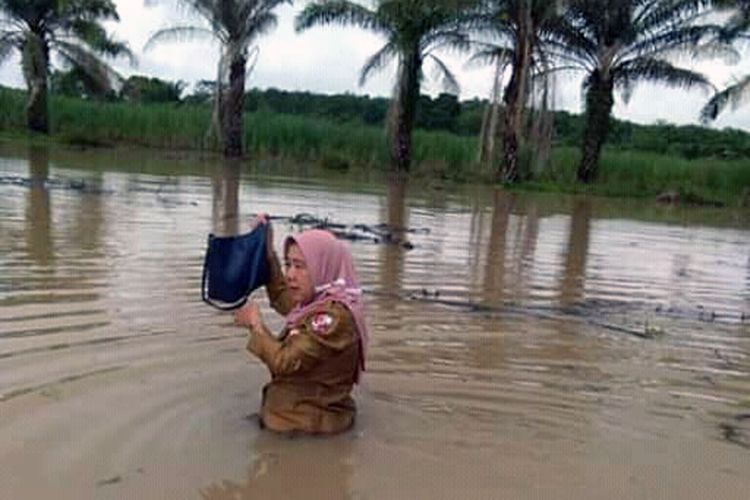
[234,219,368,435]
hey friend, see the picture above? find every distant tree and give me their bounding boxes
[296,0,476,171]
[701,0,750,122]
[182,79,217,104]
[553,0,723,183]
[0,0,132,133]
[146,0,289,157]
[120,75,186,103]
[416,92,460,131]
[362,96,389,124]
[50,67,113,98]
[470,0,565,182]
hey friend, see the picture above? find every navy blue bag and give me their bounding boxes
[201,224,270,310]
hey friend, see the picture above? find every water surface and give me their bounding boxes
[1,143,749,499]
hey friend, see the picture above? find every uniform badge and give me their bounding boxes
[311,313,334,334]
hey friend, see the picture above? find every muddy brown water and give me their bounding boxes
[1,144,749,499]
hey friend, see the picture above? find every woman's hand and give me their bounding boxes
[252,213,270,227]
[234,301,264,332]
[251,213,274,260]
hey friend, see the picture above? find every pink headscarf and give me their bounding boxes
[283,229,368,378]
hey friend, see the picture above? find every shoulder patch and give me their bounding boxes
[310,312,335,335]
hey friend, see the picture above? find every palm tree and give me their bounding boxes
[295,0,475,171]
[552,0,722,183]
[146,0,289,157]
[470,0,564,182]
[701,0,750,121]
[0,0,132,133]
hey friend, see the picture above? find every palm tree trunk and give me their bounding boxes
[24,34,50,134]
[27,75,49,134]
[208,51,225,147]
[500,16,532,183]
[577,73,614,183]
[388,49,421,171]
[478,61,503,166]
[222,53,247,158]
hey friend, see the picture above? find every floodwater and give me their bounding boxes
[1,143,749,500]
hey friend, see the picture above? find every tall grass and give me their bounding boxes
[531,146,750,203]
[1,86,748,204]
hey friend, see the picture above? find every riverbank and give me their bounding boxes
[1,87,748,206]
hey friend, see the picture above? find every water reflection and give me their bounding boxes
[559,199,592,308]
[481,189,514,305]
[199,434,353,500]
[670,253,691,307]
[212,162,241,236]
[70,176,105,254]
[512,199,539,298]
[378,174,409,296]
[25,146,53,265]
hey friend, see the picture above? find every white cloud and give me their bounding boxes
[1,0,748,131]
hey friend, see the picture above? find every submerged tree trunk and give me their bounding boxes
[577,72,614,184]
[500,13,533,183]
[526,74,555,176]
[208,50,225,148]
[478,61,503,167]
[388,48,421,171]
[222,52,247,158]
[27,75,49,134]
[24,33,50,134]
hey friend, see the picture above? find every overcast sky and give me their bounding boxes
[1,0,749,132]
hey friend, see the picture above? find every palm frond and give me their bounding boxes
[685,39,739,64]
[613,57,713,93]
[65,18,134,62]
[238,11,278,47]
[619,78,636,105]
[580,74,593,107]
[543,38,597,71]
[543,44,597,73]
[720,4,750,40]
[459,9,509,36]
[295,0,387,34]
[534,64,586,78]
[183,0,231,40]
[359,42,396,86]
[465,44,515,69]
[245,45,260,78]
[542,15,597,62]
[144,25,214,51]
[636,0,713,34]
[237,0,290,25]
[421,29,471,54]
[0,31,19,64]
[54,40,123,94]
[700,74,750,122]
[618,24,724,62]
[428,53,459,94]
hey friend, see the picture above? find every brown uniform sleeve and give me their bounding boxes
[265,250,295,316]
[246,302,356,377]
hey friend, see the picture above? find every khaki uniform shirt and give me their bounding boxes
[246,254,360,434]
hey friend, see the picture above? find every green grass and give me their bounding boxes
[524,147,750,205]
[1,86,749,205]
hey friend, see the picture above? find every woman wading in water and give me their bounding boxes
[234,217,368,434]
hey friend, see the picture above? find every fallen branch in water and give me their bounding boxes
[258,213,430,250]
[364,289,662,340]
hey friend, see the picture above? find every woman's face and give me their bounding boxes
[284,243,315,306]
